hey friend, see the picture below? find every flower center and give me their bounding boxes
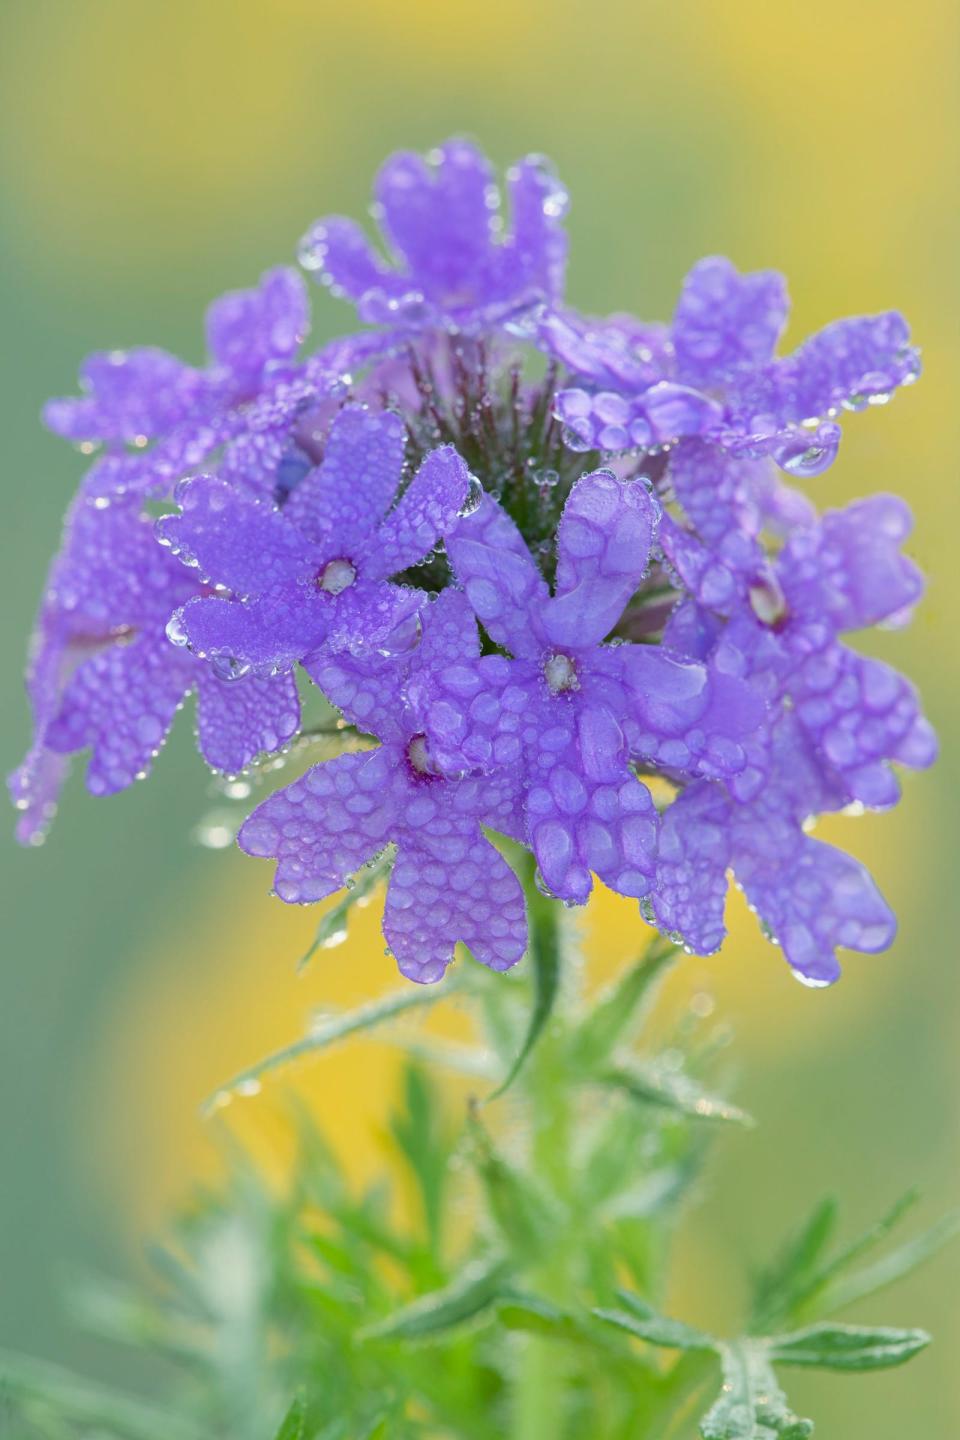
[318,558,357,595]
[748,575,788,628]
[543,652,579,694]
[406,733,435,776]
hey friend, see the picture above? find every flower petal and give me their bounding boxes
[239,749,397,904]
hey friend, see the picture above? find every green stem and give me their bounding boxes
[510,860,572,1439]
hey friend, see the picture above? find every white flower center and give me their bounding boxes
[318,558,357,595]
[748,576,788,627]
[407,734,434,775]
[543,652,579,694]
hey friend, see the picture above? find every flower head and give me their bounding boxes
[12,139,935,988]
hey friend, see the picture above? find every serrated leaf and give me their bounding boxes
[273,1394,306,1440]
[594,1290,715,1352]
[817,1208,960,1316]
[359,1255,511,1342]
[487,875,561,1100]
[700,1342,813,1439]
[602,1062,753,1126]
[201,984,451,1116]
[570,933,679,1068]
[298,850,393,971]
[768,1322,930,1372]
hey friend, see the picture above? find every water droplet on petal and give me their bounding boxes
[458,473,484,517]
[210,653,252,683]
[165,612,189,647]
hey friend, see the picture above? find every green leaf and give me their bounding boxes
[0,1348,205,1440]
[359,1255,512,1342]
[817,1207,960,1315]
[487,863,561,1100]
[782,1190,918,1320]
[594,1292,715,1353]
[750,1197,839,1333]
[273,1395,307,1440]
[570,933,679,1068]
[298,850,393,971]
[700,1342,813,1440]
[467,1109,559,1257]
[602,1062,753,1126]
[201,983,451,1115]
[768,1322,930,1372]
[389,1063,452,1257]
[498,1294,619,1349]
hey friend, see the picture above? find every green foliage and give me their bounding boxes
[2,906,948,1439]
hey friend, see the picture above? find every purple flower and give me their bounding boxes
[159,405,470,676]
[44,268,313,501]
[239,591,527,983]
[654,714,896,985]
[298,139,568,338]
[9,493,300,841]
[551,256,920,477]
[652,494,936,980]
[414,471,764,905]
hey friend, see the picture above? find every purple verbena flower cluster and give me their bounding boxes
[12,138,935,988]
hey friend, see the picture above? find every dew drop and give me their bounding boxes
[165,612,189,647]
[458,473,484,517]
[210,653,252,683]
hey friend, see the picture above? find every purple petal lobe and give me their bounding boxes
[447,494,549,658]
[205,267,308,389]
[283,405,407,553]
[673,256,789,383]
[386,828,527,983]
[654,782,732,955]
[544,471,658,649]
[196,668,300,772]
[239,750,397,904]
[178,587,328,674]
[158,476,315,595]
[779,495,923,631]
[367,444,470,579]
[46,631,192,795]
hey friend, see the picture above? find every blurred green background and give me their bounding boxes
[1,1,957,1433]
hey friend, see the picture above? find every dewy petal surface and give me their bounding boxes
[446,494,549,658]
[239,749,397,904]
[195,669,301,774]
[672,256,789,383]
[366,445,470,579]
[158,476,316,596]
[544,470,658,649]
[282,406,407,553]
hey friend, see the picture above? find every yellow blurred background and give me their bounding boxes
[1,2,957,1434]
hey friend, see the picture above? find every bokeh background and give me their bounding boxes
[1,1,958,1433]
